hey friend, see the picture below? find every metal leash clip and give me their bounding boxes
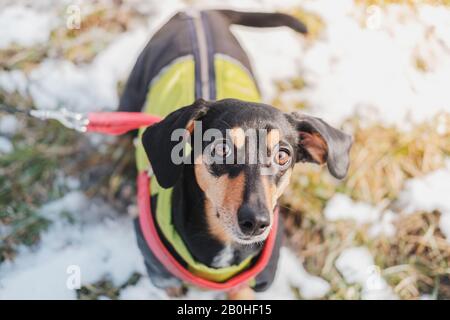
[29,108,90,132]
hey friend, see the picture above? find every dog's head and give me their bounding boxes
[142,99,352,245]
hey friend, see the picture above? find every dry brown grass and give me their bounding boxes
[283,208,450,299]
[375,211,450,299]
[281,113,450,215]
[345,114,450,204]
[281,113,450,299]
[51,3,146,64]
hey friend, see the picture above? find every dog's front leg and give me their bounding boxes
[227,286,255,300]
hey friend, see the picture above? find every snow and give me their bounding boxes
[336,247,374,284]
[0,114,22,136]
[38,191,88,219]
[440,213,450,243]
[296,1,450,128]
[28,28,149,112]
[55,173,81,190]
[257,248,330,300]
[0,192,146,300]
[335,247,397,300]
[324,194,380,225]
[324,194,396,238]
[0,136,14,154]
[368,210,396,238]
[0,70,28,96]
[0,6,56,49]
[0,0,191,113]
[397,161,450,242]
[397,162,450,214]
[232,27,305,103]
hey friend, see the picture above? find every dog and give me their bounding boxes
[119,9,352,299]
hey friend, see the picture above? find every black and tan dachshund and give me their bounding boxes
[119,9,352,299]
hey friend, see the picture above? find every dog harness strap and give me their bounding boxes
[137,172,278,291]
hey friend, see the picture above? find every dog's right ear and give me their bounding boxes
[142,99,209,188]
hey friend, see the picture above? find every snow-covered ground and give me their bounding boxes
[335,247,397,300]
[0,6,57,49]
[1,0,449,299]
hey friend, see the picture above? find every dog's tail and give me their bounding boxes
[215,9,307,34]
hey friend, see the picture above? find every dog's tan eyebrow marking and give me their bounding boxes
[186,119,196,135]
[229,127,246,149]
[267,129,280,152]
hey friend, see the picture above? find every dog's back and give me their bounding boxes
[119,10,307,116]
[121,9,307,172]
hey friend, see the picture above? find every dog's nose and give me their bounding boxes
[237,205,270,236]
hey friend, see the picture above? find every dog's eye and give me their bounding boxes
[214,142,231,157]
[274,149,291,168]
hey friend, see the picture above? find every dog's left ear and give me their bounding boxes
[142,99,210,188]
[286,112,353,179]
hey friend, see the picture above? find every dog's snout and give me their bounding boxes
[237,205,270,236]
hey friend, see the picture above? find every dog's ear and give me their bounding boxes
[142,99,209,188]
[286,112,353,179]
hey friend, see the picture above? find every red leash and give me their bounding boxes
[87,112,162,135]
[28,109,162,135]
